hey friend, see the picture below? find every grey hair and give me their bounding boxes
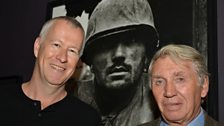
[39,16,85,40]
[148,44,209,87]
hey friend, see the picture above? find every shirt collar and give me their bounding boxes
[160,107,205,126]
[188,107,204,126]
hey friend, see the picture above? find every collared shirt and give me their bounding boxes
[160,107,205,126]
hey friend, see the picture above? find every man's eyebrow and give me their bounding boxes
[151,75,164,79]
[173,71,185,76]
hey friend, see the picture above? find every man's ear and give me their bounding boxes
[201,76,209,98]
[34,37,41,58]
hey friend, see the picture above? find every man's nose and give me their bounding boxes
[56,49,68,63]
[112,44,125,64]
[164,82,177,98]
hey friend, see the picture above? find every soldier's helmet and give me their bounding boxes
[81,0,159,65]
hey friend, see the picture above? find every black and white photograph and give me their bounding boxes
[0,0,223,125]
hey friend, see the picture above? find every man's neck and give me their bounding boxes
[94,82,139,115]
[22,81,67,110]
[161,107,204,126]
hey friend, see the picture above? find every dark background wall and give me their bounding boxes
[0,0,53,81]
[0,0,223,123]
[217,0,224,122]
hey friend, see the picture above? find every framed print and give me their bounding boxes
[46,0,218,122]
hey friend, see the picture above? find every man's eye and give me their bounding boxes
[152,79,165,86]
[53,43,60,47]
[156,80,163,85]
[175,77,185,83]
[68,48,79,55]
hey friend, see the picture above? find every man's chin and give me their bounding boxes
[104,81,131,90]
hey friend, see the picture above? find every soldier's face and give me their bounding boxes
[91,38,146,89]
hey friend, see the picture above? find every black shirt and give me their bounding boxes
[0,83,101,126]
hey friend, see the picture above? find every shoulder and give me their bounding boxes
[0,80,21,95]
[138,118,161,126]
[204,113,224,126]
[0,76,22,86]
[65,94,98,112]
[0,76,22,92]
[63,94,101,123]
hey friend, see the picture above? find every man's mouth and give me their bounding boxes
[109,65,128,73]
[51,64,65,71]
[163,102,183,111]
